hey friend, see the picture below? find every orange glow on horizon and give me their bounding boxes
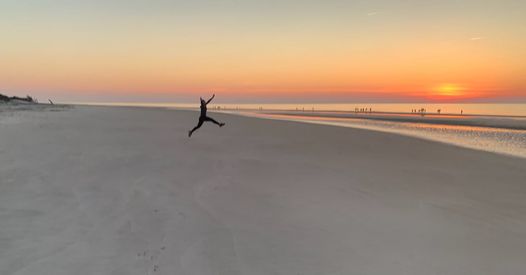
[424,84,488,102]
[1,1,524,102]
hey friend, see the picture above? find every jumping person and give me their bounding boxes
[188,94,225,137]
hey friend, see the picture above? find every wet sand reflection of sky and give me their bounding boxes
[251,113,526,159]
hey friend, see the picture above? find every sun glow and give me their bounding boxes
[433,84,465,97]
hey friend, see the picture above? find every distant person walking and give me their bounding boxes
[188,94,225,137]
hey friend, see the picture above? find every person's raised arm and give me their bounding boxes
[206,94,215,105]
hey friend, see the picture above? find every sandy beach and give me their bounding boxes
[1,104,526,275]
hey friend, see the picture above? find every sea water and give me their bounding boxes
[74,102,526,117]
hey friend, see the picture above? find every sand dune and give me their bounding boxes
[1,105,525,275]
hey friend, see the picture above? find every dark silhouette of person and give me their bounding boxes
[188,94,225,137]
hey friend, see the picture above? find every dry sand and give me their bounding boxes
[1,105,526,275]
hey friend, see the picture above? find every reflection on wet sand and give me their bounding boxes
[246,112,526,159]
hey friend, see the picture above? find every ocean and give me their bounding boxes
[75,102,526,117]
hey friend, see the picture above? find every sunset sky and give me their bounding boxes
[1,0,525,103]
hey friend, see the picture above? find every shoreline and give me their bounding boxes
[5,103,525,158]
[260,111,526,130]
[67,101,526,118]
[241,111,526,159]
[68,102,526,130]
[9,103,526,158]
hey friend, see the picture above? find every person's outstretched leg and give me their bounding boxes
[204,116,225,127]
[188,119,204,137]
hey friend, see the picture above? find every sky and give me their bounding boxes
[1,0,525,103]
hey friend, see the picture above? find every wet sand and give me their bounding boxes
[266,110,526,130]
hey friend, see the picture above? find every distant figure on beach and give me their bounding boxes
[188,94,225,137]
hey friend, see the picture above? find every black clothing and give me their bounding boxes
[188,96,224,137]
[200,102,207,117]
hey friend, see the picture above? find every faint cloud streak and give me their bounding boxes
[367,11,383,16]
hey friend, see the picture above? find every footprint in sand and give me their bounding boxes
[137,244,166,274]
